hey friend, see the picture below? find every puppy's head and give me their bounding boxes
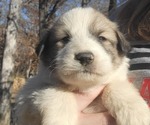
[39,8,130,89]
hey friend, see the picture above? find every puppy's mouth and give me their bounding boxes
[80,69,102,76]
[61,68,102,77]
[56,66,106,89]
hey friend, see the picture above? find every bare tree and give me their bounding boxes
[40,0,66,29]
[109,0,116,11]
[81,0,91,7]
[0,0,22,125]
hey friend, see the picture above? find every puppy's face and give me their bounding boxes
[39,8,130,89]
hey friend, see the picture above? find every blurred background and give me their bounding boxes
[0,0,149,125]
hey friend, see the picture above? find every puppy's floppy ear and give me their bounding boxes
[116,31,131,55]
[36,30,49,57]
[36,29,58,66]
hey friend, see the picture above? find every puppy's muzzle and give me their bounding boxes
[75,52,94,66]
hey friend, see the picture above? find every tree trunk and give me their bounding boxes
[40,0,66,29]
[81,0,91,7]
[109,0,116,11]
[0,0,22,125]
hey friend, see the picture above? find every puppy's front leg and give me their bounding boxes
[102,80,150,125]
[36,88,78,125]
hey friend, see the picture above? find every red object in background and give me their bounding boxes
[140,78,150,107]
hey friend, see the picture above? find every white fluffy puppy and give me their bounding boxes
[15,7,150,125]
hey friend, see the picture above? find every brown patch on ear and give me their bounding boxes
[116,31,131,55]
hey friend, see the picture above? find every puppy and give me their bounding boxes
[15,7,150,125]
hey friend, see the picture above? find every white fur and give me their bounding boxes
[15,8,150,125]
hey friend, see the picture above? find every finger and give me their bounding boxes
[74,85,106,111]
[79,112,116,125]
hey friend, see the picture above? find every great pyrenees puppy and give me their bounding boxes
[15,7,150,125]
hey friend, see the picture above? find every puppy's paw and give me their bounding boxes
[116,104,150,125]
[102,82,150,125]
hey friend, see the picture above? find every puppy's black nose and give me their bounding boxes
[75,52,94,66]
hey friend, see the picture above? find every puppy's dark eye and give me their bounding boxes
[62,36,70,43]
[98,36,107,41]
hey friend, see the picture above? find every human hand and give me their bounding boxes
[74,85,116,125]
